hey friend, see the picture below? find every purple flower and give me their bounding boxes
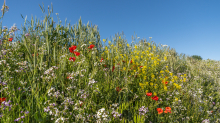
[213,102,215,105]
[25,33,29,37]
[25,111,29,114]
[14,118,20,121]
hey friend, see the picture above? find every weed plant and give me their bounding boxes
[0,1,220,123]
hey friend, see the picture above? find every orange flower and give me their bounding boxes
[67,75,72,79]
[0,97,6,105]
[32,53,39,56]
[164,107,172,113]
[8,38,13,41]
[157,108,163,114]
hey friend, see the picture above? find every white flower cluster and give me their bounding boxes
[95,108,111,122]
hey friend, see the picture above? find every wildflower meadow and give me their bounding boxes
[1,1,220,123]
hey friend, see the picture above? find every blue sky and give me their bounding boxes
[1,0,220,61]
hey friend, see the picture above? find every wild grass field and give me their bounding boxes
[1,2,220,123]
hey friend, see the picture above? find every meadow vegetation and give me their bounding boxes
[1,2,220,123]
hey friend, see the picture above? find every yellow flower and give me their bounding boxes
[175,98,178,101]
[153,92,157,96]
[164,86,167,91]
[170,72,173,76]
[150,82,153,86]
[134,45,138,49]
[146,90,148,93]
[127,44,129,47]
[164,56,167,61]
[89,41,92,44]
[119,36,121,39]
[108,41,111,44]
[103,39,106,42]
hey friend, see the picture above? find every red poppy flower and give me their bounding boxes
[116,87,121,92]
[0,97,6,105]
[69,57,76,62]
[112,66,115,72]
[151,96,159,101]
[8,38,13,41]
[74,51,80,56]
[146,92,152,96]
[69,45,77,53]
[88,44,95,49]
[100,58,104,62]
[157,108,163,114]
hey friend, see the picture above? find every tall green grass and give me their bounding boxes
[0,2,220,123]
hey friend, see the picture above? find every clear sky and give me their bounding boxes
[1,0,220,61]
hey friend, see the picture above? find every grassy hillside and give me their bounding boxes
[0,2,220,123]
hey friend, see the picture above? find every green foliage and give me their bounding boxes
[190,55,203,61]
